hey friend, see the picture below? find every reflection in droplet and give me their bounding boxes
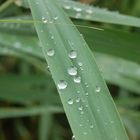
[57,80,68,90]
[68,99,74,105]
[68,50,77,59]
[47,48,55,56]
[67,67,77,76]
[74,76,81,83]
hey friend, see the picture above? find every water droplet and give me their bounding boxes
[86,9,93,14]
[68,50,77,59]
[74,76,81,83]
[72,135,75,140]
[85,104,88,108]
[57,80,68,90]
[77,91,80,93]
[85,92,89,96]
[73,7,82,12]
[47,48,55,56]
[75,13,81,19]
[14,42,21,49]
[79,124,83,127]
[80,111,84,114]
[110,121,114,124]
[68,99,74,105]
[51,36,54,40]
[64,5,71,10]
[83,132,87,135]
[76,97,80,103]
[78,106,83,111]
[78,62,83,67]
[54,16,58,20]
[42,17,47,23]
[95,86,101,93]
[90,125,94,129]
[67,67,77,76]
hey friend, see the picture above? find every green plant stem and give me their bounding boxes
[0,0,14,13]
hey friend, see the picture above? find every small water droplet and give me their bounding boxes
[72,135,75,140]
[85,92,89,96]
[90,125,94,129]
[68,99,74,105]
[73,7,82,12]
[83,132,87,135]
[42,17,47,23]
[77,91,80,93]
[86,9,93,14]
[74,76,81,83]
[78,62,83,67]
[67,67,77,76]
[47,48,55,56]
[79,124,83,127]
[80,111,84,114]
[95,86,101,93]
[57,80,68,90]
[78,106,83,111]
[76,97,80,103]
[54,16,58,20]
[69,50,77,59]
[51,36,54,40]
[110,121,114,124]
[14,42,21,48]
[75,13,81,19]
[64,5,71,10]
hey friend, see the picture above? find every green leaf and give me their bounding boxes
[28,0,128,140]
[14,0,140,27]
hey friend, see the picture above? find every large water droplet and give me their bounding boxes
[74,76,81,83]
[47,48,55,56]
[68,99,74,105]
[67,67,77,76]
[57,80,68,90]
[72,135,75,140]
[68,50,77,59]
[95,86,101,93]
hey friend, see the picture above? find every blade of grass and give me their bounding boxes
[14,0,140,27]
[28,0,129,140]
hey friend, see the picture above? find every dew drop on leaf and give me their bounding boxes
[76,97,80,103]
[74,76,81,83]
[67,66,77,76]
[68,50,77,59]
[47,48,55,56]
[57,80,68,90]
[86,9,93,14]
[95,86,101,93]
[68,99,74,105]
[78,106,83,111]
[64,5,71,10]
[73,7,82,12]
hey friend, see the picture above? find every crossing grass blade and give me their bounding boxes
[28,0,129,140]
[14,0,140,27]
